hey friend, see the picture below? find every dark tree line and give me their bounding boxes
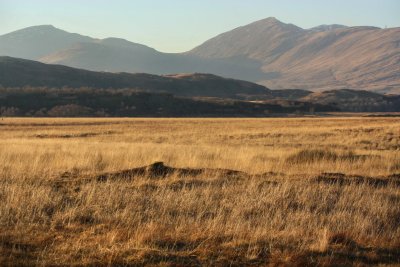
[0,87,337,117]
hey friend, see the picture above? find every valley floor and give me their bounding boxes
[0,118,399,266]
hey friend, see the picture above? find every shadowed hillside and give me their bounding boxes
[0,57,269,99]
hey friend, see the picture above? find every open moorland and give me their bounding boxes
[1,118,400,266]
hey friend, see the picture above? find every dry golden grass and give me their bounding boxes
[0,117,399,266]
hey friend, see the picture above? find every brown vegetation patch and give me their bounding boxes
[34,131,116,139]
[53,162,400,192]
[315,173,400,187]
[96,162,248,181]
[0,230,55,266]
[302,248,400,266]
[167,177,244,191]
[286,149,378,164]
[167,180,211,191]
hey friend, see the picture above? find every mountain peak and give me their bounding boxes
[262,17,280,23]
[252,17,284,26]
[0,25,94,60]
[32,24,57,29]
[1,24,62,37]
[249,17,304,31]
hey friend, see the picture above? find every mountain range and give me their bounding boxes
[1,18,399,93]
[1,56,399,113]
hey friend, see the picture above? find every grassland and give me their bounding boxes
[1,117,399,266]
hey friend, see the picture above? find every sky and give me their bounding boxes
[1,0,399,52]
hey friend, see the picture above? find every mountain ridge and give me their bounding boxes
[189,19,400,92]
[1,19,399,93]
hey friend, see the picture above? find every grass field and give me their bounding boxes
[1,117,400,266]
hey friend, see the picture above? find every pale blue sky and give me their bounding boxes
[1,0,399,52]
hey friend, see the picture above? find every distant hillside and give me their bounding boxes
[301,89,400,112]
[0,57,269,99]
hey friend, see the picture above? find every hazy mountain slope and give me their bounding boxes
[0,25,266,80]
[0,25,94,59]
[39,41,262,80]
[39,41,161,73]
[189,18,400,92]
[0,57,270,99]
[40,42,267,80]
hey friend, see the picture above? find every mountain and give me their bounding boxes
[189,18,400,93]
[39,41,161,73]
[301,89,400,112]
[0,25,94,59]
[1,20,399,93]
[189,18,304,60]
[40,42,266,80]
[0,56,269,99]
[0,25,264,80]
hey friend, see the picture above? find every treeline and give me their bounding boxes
[0,87,336,117]
[331,98,400,112]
